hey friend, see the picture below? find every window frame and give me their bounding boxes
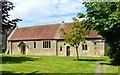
[82,42,88,50]
[34,41,36,48]
[43,40,51,48]
[60,46,62,51]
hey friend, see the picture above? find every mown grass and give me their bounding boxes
[0,54,119,74]
[102,60,118,73]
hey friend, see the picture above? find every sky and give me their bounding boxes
[10,0,86,27]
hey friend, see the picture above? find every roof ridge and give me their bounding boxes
[18,24,59,29]
[18,22,73,28]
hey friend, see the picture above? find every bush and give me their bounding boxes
[111,51,120,65]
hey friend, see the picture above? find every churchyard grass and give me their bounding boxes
[0,54,118,74]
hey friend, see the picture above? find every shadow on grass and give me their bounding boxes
[74,58,119,66]
[73,58,106,62]
[1,56,38,64]
[1,71,118,75]
[100,62,119,66]
[1,71,40,75]
[98,59,119,66]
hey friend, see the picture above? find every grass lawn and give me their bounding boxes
[0,54,119,74]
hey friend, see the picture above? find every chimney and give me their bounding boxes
[62,21,64,24]
[61,21,64,27]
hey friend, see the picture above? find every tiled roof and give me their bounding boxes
[8,23,102,41]
[59,23,102,39]
[59,23,72,39]
[8,24,60,41]
[87,30,102,38]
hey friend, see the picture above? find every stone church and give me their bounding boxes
[7,22,105,56]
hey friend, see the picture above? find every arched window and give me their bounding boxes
[46,41,48,48]
[45,41,47,48]
[60,46,62,51]
[85,44,87,50]
[43,41,45,48]
[34,41,36,48]
[82,42,88,50]
[82,44,85,50]
[49,41,51,48]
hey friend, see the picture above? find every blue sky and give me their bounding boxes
[10,0,86,27]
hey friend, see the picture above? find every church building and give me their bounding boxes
[7,22,105,56]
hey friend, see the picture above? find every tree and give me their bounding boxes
[0,0,22,52]
[77,2,120,65]
[60,18,90,60]
[1,0,22,34]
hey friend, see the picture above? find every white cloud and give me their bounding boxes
[17,15,74,27]
[10,0,86,27]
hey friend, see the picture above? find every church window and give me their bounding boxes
[34,41,36,48]
[82,42,88,50]
[43,41,51,48]
[60,46,62,51]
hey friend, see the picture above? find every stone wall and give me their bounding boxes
[57,39,105,56]
[7,40,57,56]
[7,38,105,56]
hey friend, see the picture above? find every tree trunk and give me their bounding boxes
[76,47,79,61]
[5,33,7,51]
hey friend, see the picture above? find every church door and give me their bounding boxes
[66,46,70,56]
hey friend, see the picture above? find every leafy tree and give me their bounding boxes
[77,2,120,65]
[1,0,22,34]
[0,0,22,52]
[60,18,90,60]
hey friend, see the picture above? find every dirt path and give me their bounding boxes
[95,61,103,75]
